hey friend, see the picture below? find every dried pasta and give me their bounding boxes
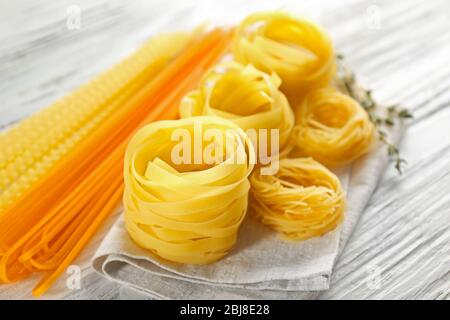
[232,11,335,102]
[250,157,345,241]
[0,32,191,211]
[0,28,232,296]
[180,61,294,158]
[291,87,375,167]
[124,116,255,264]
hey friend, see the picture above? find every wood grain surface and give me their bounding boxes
[0,0,449,300]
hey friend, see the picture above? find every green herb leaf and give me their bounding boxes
[398,109,413,118]
[336,53,413,174]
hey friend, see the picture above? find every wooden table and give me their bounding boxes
[1,0,449,300]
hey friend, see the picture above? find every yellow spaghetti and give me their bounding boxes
[123,116,255,264]
[250,157,345,241]
[180,61,294,159]
[0,32,191,211]
[232,11,335,103]
[291,87,375,167]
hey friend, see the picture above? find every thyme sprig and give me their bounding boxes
[335,54,412,174]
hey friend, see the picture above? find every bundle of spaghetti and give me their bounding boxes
[290,87,375,167]
[0,28,233,296]
[0,32,192,211]
[180,61,294,160]
[232,11,336,103]
[124,116,255,264]
[249,157,345,241]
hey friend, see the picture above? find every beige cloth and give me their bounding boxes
[92,125,402,299]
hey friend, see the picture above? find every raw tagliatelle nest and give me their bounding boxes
[180,61,294,155]
[250,157,345,241]
[123,116,255,264]
[232,11,336,103]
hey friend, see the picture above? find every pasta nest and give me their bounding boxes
[232,11,336,102]
[291,87,375,167]
[180,61,294,159]
[123,116,255,264]
[250,157,345,241]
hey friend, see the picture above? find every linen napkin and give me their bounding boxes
[92,116,402,299]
